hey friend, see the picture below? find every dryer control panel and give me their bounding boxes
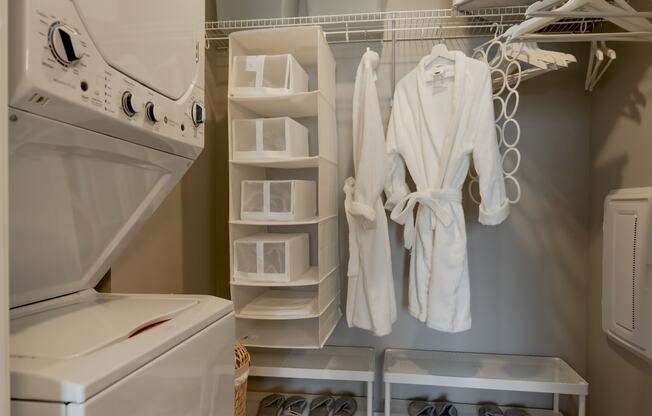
[9,0,205,160]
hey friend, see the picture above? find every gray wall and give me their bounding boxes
[587,12,652,416]
[250,41,592,413]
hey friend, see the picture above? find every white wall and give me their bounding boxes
[0,0,10,412]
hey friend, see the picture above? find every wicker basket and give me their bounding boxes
[234,342,251,416]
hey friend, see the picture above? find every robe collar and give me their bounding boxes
[415,51,466,187]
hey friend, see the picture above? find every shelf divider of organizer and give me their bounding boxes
[227,26,339,349]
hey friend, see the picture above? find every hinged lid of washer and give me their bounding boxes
[9,109,189,308]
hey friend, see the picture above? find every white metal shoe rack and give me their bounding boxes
[383,349,589,416]
[228,26,340,349]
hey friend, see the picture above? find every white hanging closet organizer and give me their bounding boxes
[227,26,339,349]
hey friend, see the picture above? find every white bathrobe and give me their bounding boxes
[344,50,396,336]
[385,51,509,333]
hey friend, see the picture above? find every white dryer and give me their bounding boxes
[8,1,235,415]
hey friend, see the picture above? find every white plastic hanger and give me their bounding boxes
[506,42,575,69]
[508,0,652,41]
[585,41,604,90]
[526,0,565,15]
[588,42,616,91]
[424,43,456,68]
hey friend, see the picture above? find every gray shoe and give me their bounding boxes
[333,397,358,416]
[435,402,457,416]
[257,394,285,416]
[478,404,503,416]
[408,401,436,416]
[309,397,334,416]
[282,396,308,416]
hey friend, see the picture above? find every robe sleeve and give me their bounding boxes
[349,59,386,228]
[384,89,411,211]
[472,68,510,225]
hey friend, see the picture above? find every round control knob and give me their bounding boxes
[145,102,160,123]
[191,102,204,127]
[121,91,141,117]
[48,22,81,66]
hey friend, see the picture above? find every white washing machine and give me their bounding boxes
[8,1,235,415]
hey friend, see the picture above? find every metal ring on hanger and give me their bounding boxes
[501,147,521,176]
[493,96,505,122]
[505,175,522,204]
[502,118,520,148]
[491,68,507,96]
[505,60,522,91]
[486,40,505,69]
[468,178,481,205]
[504,90,519,120]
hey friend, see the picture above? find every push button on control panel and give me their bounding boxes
[121,91,141,117]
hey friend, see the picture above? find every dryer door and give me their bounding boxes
[8,109,191,308]
[72,0,203,100]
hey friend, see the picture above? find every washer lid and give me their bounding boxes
[11,295,196,360]
[72,0,203,100]
[10,290,233,403]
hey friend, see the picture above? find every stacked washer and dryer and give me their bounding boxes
[7,0,235,415]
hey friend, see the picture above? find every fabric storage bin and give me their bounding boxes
[232,117,309,161]
[217,0,298,20]
[241,180,317,221]
[234,233,310,282]
[231,54,309,97]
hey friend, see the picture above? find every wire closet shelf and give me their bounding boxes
[205,6,602,49]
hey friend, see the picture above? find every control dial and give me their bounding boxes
[48,22,81,66]
[191,102,205,127]
[121,92,141,117]
[145,102,160,123]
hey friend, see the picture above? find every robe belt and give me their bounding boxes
[390,188,462,251]
[343,177,376,222]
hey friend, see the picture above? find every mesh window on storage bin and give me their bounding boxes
[269,182,292,214]
[261,55,289,89]
[233,121,257,153]
[235,242,258,274]
[262,119,287,151]
[234,57,257,89]
[263,242,286,274]
[242,182,264,214]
